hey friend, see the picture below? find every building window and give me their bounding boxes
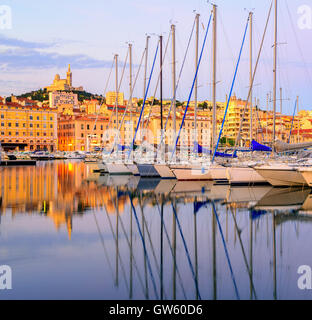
[8,123,11,127]
[23,123,26,127]
[37,132,39,136]
[16,132,19,136]
[30,124,33,127]
[81,124,84,130]
[1,123,3,127]
[15,123,19,127]
[30,116,33,120]
[87,125,90,130]
[81,133,84,138]
[0,114,3,119]
[37,116,39,120]
[50,124,53,128]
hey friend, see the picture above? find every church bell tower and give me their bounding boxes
[66,64,72,87]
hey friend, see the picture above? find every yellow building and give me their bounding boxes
[106,91,124,106]
[0,101,57,152]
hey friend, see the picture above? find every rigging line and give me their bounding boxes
[157,16,197,154]
[211,201,240,300]
[128,192,160,299]
[285,0,312,89]
[171,202,202,300]
[92,212,115,277]
[232,2,273,153]
[91,61,115,132]
[155,200,187,299]
[288,99,298,143]
[127,42,160,160]
[101,202,130,292]
[143,33,171,133]
[109,48,146,153]
[212,15,249,162]
[229,207,258,300]
[106,50,129,136]
[171,13,213,161]
[106,189,146,293]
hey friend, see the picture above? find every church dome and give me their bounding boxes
[54,74,60,81]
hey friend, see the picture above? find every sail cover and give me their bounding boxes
[193,142,210,154]
[274,140,312,153]
[251,140,272,152]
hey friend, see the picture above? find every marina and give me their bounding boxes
[0,0,312,304]
[1,160,312,299]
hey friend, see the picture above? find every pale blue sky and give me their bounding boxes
[0,0,311,114]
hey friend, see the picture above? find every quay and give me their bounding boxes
[0,160,37,166]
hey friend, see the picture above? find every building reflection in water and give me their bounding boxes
[1,161,312,299]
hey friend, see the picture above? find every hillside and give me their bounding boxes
[17,88,105,103]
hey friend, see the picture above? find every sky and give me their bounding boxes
[0,0,311,114]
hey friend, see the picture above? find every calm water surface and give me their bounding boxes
[1,160,312,300]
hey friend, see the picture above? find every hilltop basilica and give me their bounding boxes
[45,64,83,92]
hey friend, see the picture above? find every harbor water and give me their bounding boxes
[0,161,312,300]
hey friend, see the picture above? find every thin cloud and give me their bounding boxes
[0,48,114,70]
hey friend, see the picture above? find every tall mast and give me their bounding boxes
[212,5,217,152]
[297,95,300,143]
[115,54,119,130]
[194,14,200,147]
[249,12,253,144]
[142,36,150,137]
[160,35,163,132]
[171,24,176,153]
[129,44,133,136]
[273,0,278,145]
[266,93,269,143]
[279,87,282,114]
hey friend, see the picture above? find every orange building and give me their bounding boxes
[58,114,110,151]
[0,101,57,152]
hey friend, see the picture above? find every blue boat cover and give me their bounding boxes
[251,140,272,152]
[193,142,237,158]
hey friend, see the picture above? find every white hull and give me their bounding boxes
[227,167,267,185]
[299,168,312,187]
[106,163,132,175]
[210,166,228,181]
[154,164,176,179]
[126,164,140,176]
[255,166,307,187]
[171,165,212,181]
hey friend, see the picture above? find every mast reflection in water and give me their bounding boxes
[0,161,312,300]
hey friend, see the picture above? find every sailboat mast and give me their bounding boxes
[297,95,300,143]
[142,36,150,138]
[273,0,278,145]
[171,24,177,154]
[115,54,119,130]
[160,35,163,131]
[194,14,200,146]
[212,5,217,152]
[249,11,253,144]
[129,44,133,131]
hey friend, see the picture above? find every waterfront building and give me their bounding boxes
[0,101,57,152]
[57,114,109,151]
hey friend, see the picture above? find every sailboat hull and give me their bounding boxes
[255,166,307,187]
[106,163,132,175]
[171,165,212,181]
[137,164,161,178]
[154,164,176,179]
[227,167,268,185]
[299,168,312,187]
